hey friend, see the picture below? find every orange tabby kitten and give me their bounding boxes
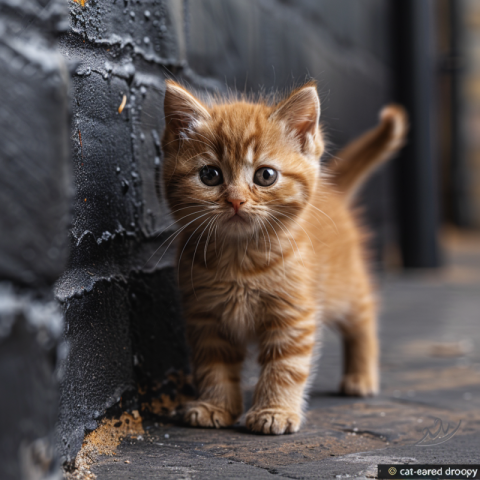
[161,80,407,434]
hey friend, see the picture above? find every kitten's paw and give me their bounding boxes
[245,408,301,435]
[184,402,237,428]
[340,373,379,397]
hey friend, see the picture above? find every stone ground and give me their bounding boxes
[90,229,480,479]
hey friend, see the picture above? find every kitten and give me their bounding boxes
[161,80,407,434]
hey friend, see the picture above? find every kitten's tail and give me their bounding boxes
[327,104,408,203]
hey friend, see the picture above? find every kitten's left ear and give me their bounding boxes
[270,83,321,151]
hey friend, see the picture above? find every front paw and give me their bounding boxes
[184,401,238,428]
[245,407,301,434]
[340,372,379,397]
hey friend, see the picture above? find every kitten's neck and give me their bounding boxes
[178,223,299,275]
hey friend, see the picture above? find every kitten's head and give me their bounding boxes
[161,81,324,240]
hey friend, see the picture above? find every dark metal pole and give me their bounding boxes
[392,0,441,268]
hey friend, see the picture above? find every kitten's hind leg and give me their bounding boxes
[338,294,379,397]
[184,319,245,428]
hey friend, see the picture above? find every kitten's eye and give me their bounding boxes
[254,167,278,187]
[200,165,223,186]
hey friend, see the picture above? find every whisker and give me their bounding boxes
[213,221,219,257]
[151,214,208,271]
[196,120,221,148]
[190,216,216,296]
[306,202,338,233]
[263,216,286,278]
[259,217,272,265]
[263,204,331,243]
[240,217,255,266]
[184,151,212,163]
[255,216,270,264]
[144,208,211,266]
[214,226,230,280]
[168,204,214,217]
[267,213,304,267]
[184,137,216,151]
[204,215,220,266]
[186,196,218,206]
[177,215,212,285]
[192,131,216,150]
[269,208,316,253]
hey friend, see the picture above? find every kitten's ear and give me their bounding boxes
[271,83,320,150]
[163,80,211,139]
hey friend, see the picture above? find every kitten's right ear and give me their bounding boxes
[270,82,321,153]
[163,80,211,139]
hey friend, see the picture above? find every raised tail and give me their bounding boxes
[327,104,408,203]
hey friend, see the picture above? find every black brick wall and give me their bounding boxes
[0,0,71,478]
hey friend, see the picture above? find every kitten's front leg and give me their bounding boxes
[246,314,316,434]
[184,318,245,428]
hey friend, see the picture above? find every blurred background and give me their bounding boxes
[185,0,480,269]
[1,0,480,479]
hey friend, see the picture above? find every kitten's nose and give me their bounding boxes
[227,198,246,213]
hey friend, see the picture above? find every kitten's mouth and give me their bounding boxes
[227,213,248,224]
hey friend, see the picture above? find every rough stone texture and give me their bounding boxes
[0,0,71,287]
[0,0,71,478]
[0,287,64,480]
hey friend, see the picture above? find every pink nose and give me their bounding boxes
[228,198,246,213]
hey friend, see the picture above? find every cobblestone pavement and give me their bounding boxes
[91,231,480,479]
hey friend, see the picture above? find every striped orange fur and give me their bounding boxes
[161,80,408,434]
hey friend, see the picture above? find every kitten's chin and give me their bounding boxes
[221,214,255,238]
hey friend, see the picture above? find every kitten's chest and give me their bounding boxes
[222,279,260,318]
[181,250,313,333]
[192,274,267,334]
